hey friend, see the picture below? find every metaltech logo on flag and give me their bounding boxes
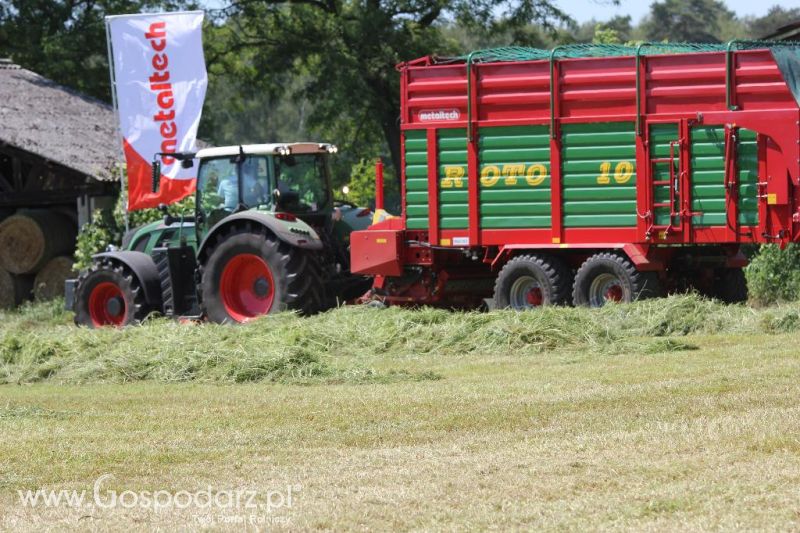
[107,11,207,211]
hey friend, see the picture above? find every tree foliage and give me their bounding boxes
[744,6,800,39]
[0,1,198,101]
[0,0,794,211]
[206,0,571,177]
[642,0,734,43]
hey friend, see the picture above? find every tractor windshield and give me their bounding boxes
[274,153,330,212]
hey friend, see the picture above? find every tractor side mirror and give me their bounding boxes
[181,159,194,169]
[151,160,161,193]
[158,203,176,225]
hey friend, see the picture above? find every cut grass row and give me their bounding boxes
[1,294,800,385]
[1,330,799,530]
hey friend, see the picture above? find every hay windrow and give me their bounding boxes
[0,294,797,385]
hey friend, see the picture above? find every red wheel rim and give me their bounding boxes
[605,284,624,302]
[88,281,127,327]
[220,254,275,322]
[525,287,543,306]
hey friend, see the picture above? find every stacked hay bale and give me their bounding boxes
[0,209,77,308]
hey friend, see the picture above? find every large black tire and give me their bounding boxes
[573,252,661,307]
[713,267,748,303]
[493,254,572,310]
[200,226,324,323]
[74,259,150,328]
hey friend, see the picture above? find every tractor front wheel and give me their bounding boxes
[200,227,323,323]
[73,260,149,328]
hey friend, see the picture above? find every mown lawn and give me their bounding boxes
[1,298,800,530]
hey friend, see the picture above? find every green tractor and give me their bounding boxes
[66,142,373,326]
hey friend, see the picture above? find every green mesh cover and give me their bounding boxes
[771,46,800,107]
[436,40,800,65]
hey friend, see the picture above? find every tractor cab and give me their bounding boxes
[193,143,338,237]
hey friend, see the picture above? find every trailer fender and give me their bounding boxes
[197,211,324,264]
[92,251,163,306]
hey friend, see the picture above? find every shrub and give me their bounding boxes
[73,194,196,271]
[745,244,800,305]
[344,158,401,212]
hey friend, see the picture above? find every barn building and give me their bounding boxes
[0,59,119,307]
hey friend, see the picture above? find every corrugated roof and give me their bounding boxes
[763,20,800,41]
[0,66,119,181]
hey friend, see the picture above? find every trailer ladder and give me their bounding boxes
[646,138,682,239]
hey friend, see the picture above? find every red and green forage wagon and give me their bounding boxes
[351,42,800,308]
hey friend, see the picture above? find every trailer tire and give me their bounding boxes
[573,252,660,307]
[73,259,150,328]
[713,267,748,304]
[493,254,572,310]
[200,226,323,323]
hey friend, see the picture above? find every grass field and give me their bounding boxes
[1,297,800,530]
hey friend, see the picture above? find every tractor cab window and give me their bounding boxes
[197,156,271,225]
[198,158,238,217]
[240,156,270,208]
[274,153,330,212]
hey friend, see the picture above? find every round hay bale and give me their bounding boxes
[0,267,33,309]
[0,210,77,274]
[34,256,76,302]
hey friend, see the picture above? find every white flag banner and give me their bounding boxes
[107,11,207,210]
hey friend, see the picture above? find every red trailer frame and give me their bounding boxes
[352,42,800,308]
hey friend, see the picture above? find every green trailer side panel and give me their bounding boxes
[438,128,468,230]
[404,130,429,229]
[478,125,551,229]
[561,122,637,228]
[689,127,759,227]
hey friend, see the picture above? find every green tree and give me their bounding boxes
[642,0,734,43]
[592,24,621,45]
[745,6,800,39]
[575,15,631,43]
[0,1,198,101]
[212,0,571,177]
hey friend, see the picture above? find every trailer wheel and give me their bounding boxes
[200,226,323,323]
[73,260,149,328]
[493,254,572,310]
[713,268,748,304]
[573,252,660,307]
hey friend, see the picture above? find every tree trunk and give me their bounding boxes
[380,114,401,179]
[366,73,403,205]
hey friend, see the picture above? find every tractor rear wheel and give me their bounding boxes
[200,227,323,323]
[493,254,572,310]
[73,260,149,328]
[573,252,660,307]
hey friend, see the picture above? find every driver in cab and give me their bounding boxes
[217,159,268,210]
